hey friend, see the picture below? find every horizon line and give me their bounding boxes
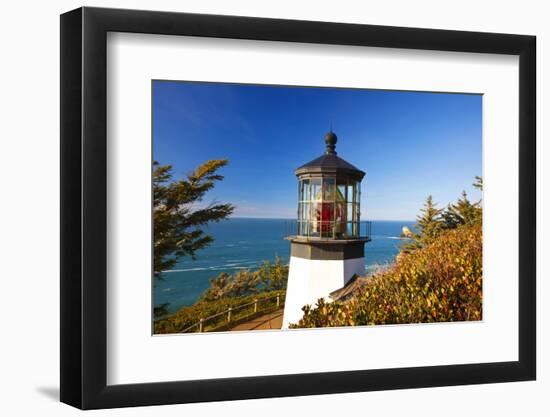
[228,216,416,222]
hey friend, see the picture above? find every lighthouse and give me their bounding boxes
[282,131,370,328]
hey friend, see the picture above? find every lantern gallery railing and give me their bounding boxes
[284,220,372,241]
[179,292,286,333]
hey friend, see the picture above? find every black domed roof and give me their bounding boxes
[295,132,365,181]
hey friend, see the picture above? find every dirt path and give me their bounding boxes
[228,309,284,331]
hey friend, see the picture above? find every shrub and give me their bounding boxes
[154,290,284,334]
[291,223,482,328]
[198,257,288,302]
[155,258,289,334]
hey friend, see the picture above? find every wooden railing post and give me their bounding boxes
[199,318,204,333]
[254,299,258,313]
[228,307,232,322]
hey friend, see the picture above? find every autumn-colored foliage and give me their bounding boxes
[290,223,482,328]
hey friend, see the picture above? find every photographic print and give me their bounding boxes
[60,9,536,408]
[152,81,482,334]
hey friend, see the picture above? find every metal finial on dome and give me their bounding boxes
[324,131,337,155]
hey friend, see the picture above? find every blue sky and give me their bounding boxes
[153,81,482,221]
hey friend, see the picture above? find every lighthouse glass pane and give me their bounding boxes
[303,203,310,222]
[334,201,346,238]
[347,183,355,204]
[322,177,335,201]
[309,178,322,237]
[347,203,354,222]
[297,196,311,236]
[311,204,320,238]
[311,178,322,202]
[346,222,354,238]
[301,179,310,202]
[337,184,346,202]
[298,220,307,236]
[318,201,335,238]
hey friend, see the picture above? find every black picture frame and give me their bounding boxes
[60,6,536,410]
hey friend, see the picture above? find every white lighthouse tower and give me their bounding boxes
[282,131,370,328]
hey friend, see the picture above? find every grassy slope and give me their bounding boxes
[154,290,283,334]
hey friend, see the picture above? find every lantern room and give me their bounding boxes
[295,131,365,240]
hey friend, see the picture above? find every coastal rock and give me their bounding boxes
[401,226,413,238]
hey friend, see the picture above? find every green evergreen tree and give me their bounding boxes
[415,195,444,244]
[404,195,443,251]
[442,190,481,229]
[153,159,234,278]
[473,175,483,191]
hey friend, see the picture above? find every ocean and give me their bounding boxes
[154,218,415,314]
